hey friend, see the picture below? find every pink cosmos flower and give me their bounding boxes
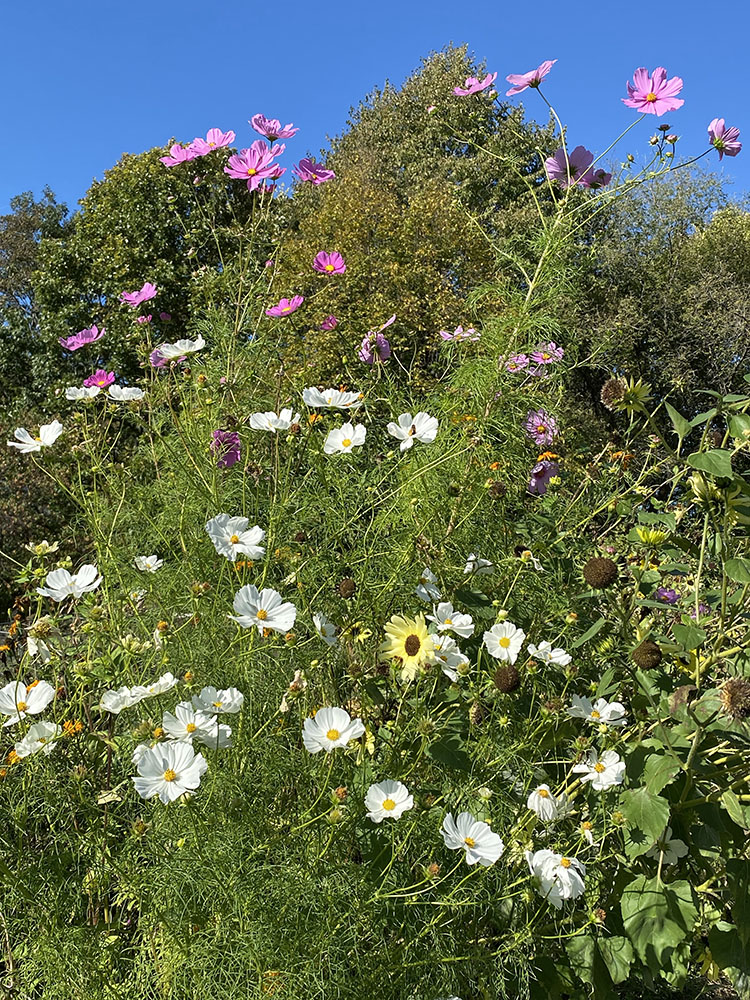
[453,72,497,97]
[265,296,304,318]
[84,369,115,389]
[313,251,346,275]
[358,333,391,364]
[545,146,598,189]
[292,158,335,185]
[150,349,168,368]
[528,459,559,496]
[159,312,171,321]
[708,118,742,159]
[136,314,152,325]
[506,353,529,372]
[211,429,241,469]
[225,141,285,190]
[59,325,104,351]
[189,128,236,156]
[524,409,558,447]
[505,60,556,96]
[321,315,338,331]
[250,115,299,141]
[439,325,480,342]
[160,144,198,167]
[120,282,158,307]
[531,342,564,365]
[622,67,684,116]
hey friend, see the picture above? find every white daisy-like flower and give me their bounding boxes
[65,386,101,400]
[0,680,55,727]
[645,826,688,865]
[464,553,493,575]
[415,567,441,602]
[386,412,439,451]
[8,420,63,453]
[132,742,208,804]
[205,514,266,562]
[302,387,363,409]
[427,602,474,638]
[313,612,338,646]
[323,422,366,454]
[572,750,625,791]
[230,585,297,634]
[27,636,52,663]
[191,685,244,715]
[108,385,146,401]
[483,622,526,664]
[162,701,217,744]
[248,408,300,432]
[433,634,470,682]
[566,695,627,727]
[37,564,102,601]
[13,720,62,758]
[364,779,414,823]
[134,554,163,573]
[526,849,586,909]
[196,722,232,749]
[527,640,571,667]
[142,672,178,697]
[526,784,561,822]
[100,685,143,714]
[581,821,595,845]
[158,335,205,359]
[302,706,365,754]
[441,811,504,867]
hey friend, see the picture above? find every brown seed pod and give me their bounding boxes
[583,556,618,589]
[721,677,750,721]
[338,577,356,599]
[632,640,663,670]
[493,664,520,693]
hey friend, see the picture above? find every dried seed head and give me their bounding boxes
[721,677,750,721]
[600,377,627,411]
[338,578,356,599]
[493,664,520,694]
[583,556,618,589]
[632,640,663,670]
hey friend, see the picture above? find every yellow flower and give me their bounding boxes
[379,614,435,681]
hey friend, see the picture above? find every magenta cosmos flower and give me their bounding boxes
[59,324,104,351]
[189,128,236,156]
[545,146,611,190]
[506,353,529,372]
[453,72,497,97]
[292,158,335,185]
[708,118,742,159]
[83,369,115,389]
[313,251,346,275]
[528,459,559,496]
[531,342,564,365]
[120,282,157,307]
[359,314,395,363]
[439,325,479,342]
[225,141,285,190]
[250,114,299,141]
[160,144,198,167]
[320,315,338,331]
[524,409,558,447]
[211,429,241,469]
[622,67,684,116]
[265,296,304,318]
[505,60,556,96]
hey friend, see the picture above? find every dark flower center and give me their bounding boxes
[404,634,421,657]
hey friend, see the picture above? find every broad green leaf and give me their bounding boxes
[598,936,634,985]
[621,877,698,973]
[721,790,750,829]
[673,622,707,650]
[565,935,617,998]
[727,859,750,946]
[619,786,671,842]
[643,754,682,795]
[665,401,691,441]
[425,735,471,772]
[730,413,750,439]
[726,558,750,584]
[686,449,733,478]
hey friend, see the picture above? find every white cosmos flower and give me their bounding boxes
[302,706,365,753]
[566,695,627,727]
[8,420,63,453]
[37,564,102,601]
[108,385,146,401]
[572,749,625,791]
[483,622,526,664]
[230,585,297,634]
[364,779,414,823]
[100,685,143,714]
[248,408,300,432]
[162,701,217,744]
[191,685,244,715]
[464,553,493,575]
[134,554,163,573]
[158,335,205,359]
[303,387,363,409]
[323,422,366,454]
[132,742,208,804]
[645,826,688,865]
[527,641,571,666]
[427,602,474,638]
[65,386,100,400]
[415,567,441,602]
[433,634,469,682]
[27,636,52,663]
[526,849,586,909]
[526,784,561,822]
[205,514,266,562]
[0,680,55,727]
[13,720,62,758]
[313,612,338,646]
[386,412,439,451]
[441,811,504,867]
[143,672,178,697]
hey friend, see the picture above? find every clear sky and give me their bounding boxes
[1,0,747,215]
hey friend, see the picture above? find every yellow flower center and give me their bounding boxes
[212,701,223,708]
[326,728,340,741]
[163,769,177,782]
[537,425,546,434]
[582,821,592,831]
[538,788,549,798]
[324,264,334,272]
[464,837,476,848]
[247,168,257,175]
[560,857,571,868]
[382,798,396,811]
[230,534,240,543]
[646,92,657,102]
[256,609,268,621]
[590,709,600,719]
[404,634,421,657]
[186,723,197,733]
[444,618,453,625]
[594,762,605,773]
[341,438,352,448]
[499,637,511,648]
[16,702,27,712]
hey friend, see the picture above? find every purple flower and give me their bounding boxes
[708,118,742,159]
[439,325,480,342]
[321,315,338,331]
[545,146,610,189]
[524,409,558,447]
[225,141,285,190]
[690,601,710,620]
[622,67,684,117]
[505,353,529,373]
[136,314,152,325]
[528,460,559,496]
[188,128,236,156]
[211,429,241,469]
[505,60,557,96]
[265,296,304,318]
[656,587,680,605]
[159,312,171,322]
[59,324,104,351]
[453,72,497,97]
[160,144,198,167]
[531,342,564,365]
[83,369,115,389]
[120,282,158,307]
[313,251,346,275]
[358,333,391,364]
[292,158,335,185]
[150,349,168,368]
[250,115,299,141]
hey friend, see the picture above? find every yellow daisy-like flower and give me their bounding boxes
[379,614,436,681]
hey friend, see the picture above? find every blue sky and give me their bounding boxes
[1,0,747,215]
